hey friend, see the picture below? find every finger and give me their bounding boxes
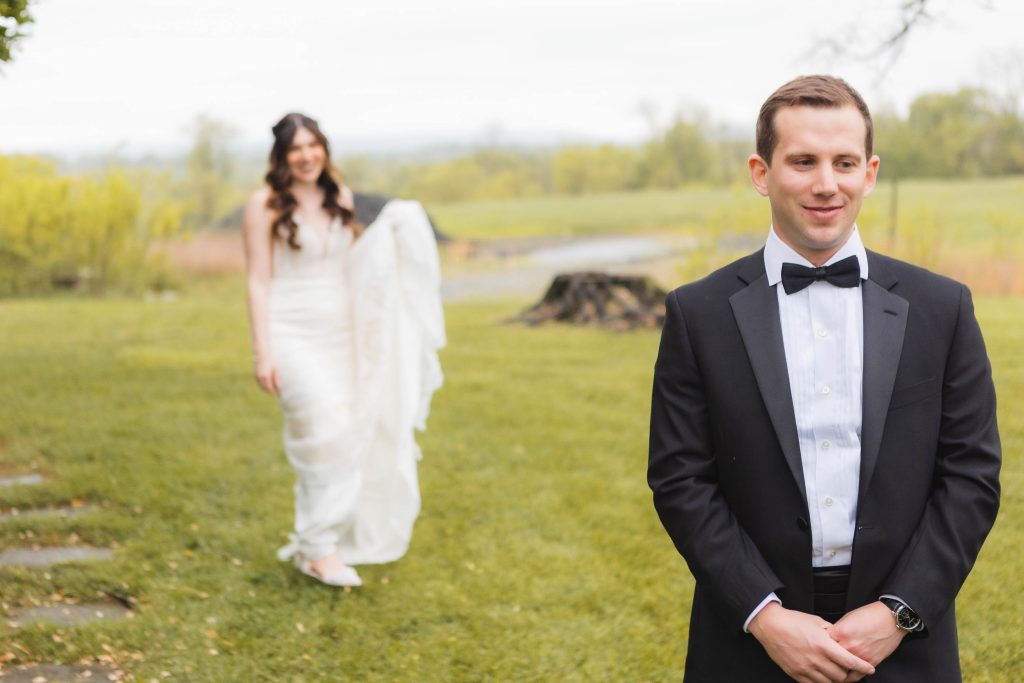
[828,642,875,676]
[271,368,280,395]
[844,672,868,683]
[814,658,853,683]
[798,666,837,683]
[800,671,832,683]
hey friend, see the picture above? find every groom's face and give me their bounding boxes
[748,105,880,265]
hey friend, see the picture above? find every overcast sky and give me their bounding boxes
[1,0,1021,158]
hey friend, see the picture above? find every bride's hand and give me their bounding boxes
[254,356,280,395]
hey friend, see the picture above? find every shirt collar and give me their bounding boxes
[763,226,869,287]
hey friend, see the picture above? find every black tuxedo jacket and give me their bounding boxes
[648,249,1000,682]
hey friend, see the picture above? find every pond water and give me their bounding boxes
[527,236,671,268]
[442,235,688,301]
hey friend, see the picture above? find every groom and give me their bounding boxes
[648,75,1001,682]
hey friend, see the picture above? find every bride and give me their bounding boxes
[243,113,445,587]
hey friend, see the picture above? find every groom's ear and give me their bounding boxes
[748,154,770,197]
[862,154,881,197]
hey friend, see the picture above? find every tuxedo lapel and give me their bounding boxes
[729,255,807,503]
[859,259,909,501]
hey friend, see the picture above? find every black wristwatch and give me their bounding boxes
[880,598,924,632]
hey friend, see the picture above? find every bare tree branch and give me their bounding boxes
[802,0,995,80]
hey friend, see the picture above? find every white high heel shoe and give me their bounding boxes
[295,555,362,587]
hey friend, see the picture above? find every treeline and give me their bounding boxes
[342,115,751,202]
[3,84,1022,296]
[343,86,1024,202]
[875,87,1024,178]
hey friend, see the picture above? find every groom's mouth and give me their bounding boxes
[804,205,842,220]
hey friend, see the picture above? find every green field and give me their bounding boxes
[1,284,1022,681]
[430,176,1024,243]
[431,176,1024,297]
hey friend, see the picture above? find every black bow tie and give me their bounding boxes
[780,255,861,294]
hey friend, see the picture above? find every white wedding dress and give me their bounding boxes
[268,200,445,566]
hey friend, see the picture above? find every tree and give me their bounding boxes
[874,86,1024,178]
[552,145,638,195]
[0,0,32,64]
[637,111,716,188]
[0,155,183,294]
[180,115,240,230]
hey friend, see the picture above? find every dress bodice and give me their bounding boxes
[272,216,353,281]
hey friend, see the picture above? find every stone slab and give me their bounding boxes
[7,603,132,628]
[0,474,44,488]
[0,664,118,681]
[0,547,114,568]
[0,506,95,522]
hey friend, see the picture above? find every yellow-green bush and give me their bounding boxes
[0,155,183,295]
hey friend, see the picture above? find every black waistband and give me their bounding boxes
[812,565,851,622]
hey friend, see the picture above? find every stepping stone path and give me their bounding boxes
[0,472,111,569]
[1,471,129,680]
[0,547,114,568]
[0,664,119,681]
[1,506,96,522]
[7,603,133,628]
[0,474,45,488]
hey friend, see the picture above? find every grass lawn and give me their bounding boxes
[0,282,1021,681]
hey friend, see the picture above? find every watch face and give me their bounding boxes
[896,605,922,631]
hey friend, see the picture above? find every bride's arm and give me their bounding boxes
[243,188,279,395]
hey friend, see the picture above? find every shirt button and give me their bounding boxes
[824,497,834,507]
[822,385,831,395]
[821,440,831,450]
[828,550,837,559]
[816,328,827,338]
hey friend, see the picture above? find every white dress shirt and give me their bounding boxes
[744,226,869,631]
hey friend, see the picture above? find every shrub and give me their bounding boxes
[0,155,183,295]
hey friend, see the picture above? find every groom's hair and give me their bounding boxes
[756,75,873,166]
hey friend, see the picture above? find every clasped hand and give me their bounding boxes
[828,602,907,680]
[750,601,905,683]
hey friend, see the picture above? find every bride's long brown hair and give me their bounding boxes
[265,113,362,249]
